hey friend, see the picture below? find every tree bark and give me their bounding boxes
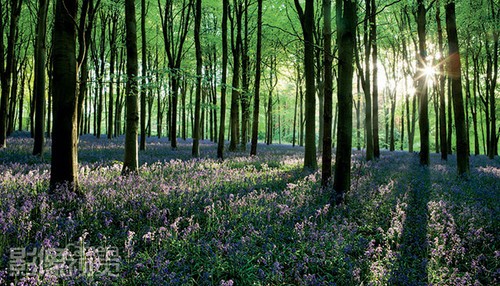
[217,0,229,159]
[321,0,333,187]
[250,0,262,156]
[50,0,79,193]
[436,3,447,160]
[122,0,139,174]
[333,0,356,204]
[108,13,118,139]
[445,1,469,175]
[192,0,202,157]
[294,0,317,170]
[140,0,147,150]
[33,0,49,156]
[229,0,242,151]
[0,0,22,148]
[371,0,379,158]
[416,0,429,166]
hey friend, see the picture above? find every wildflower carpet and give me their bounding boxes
[0,132,499,285]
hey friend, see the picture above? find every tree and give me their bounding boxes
[416,0,429,166]
[77,0,100,136]
[159,0,193,149]
[217,0,229,159]
[371,0,380,158]
[0,0,22,148]
[50,0,79,192]
[333,0,356,205]
[192,0,202,157]
[140,0,147,150]
[445,1,469,176]
[108,10,119,139]
[32,0,49,156]
[321,0,333,187]
[436,2,447,160]
[228,0,243,151]
[294,0,317,170]
[250,0,262,156]
[354,0,373,161]
[122,0,139,174]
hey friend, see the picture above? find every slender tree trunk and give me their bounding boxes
[416,0,429,165]
[487,3,498,157]
[18,65,26,131]
[8,61,19,136]
[321,0,333,187]
[371,0,379,158]
[436,3,447,160]
[50,0,79,193]
[445,1,469,175]
[108,15,118,139]
[333,0,356,205]
[294,0,317,170]
[0,0,22,148]
[217,0,229,159]
[123,0,139,174]
[355,0,373,160]
[33,0,49,156]
[0,1,4,142]
[96,17,107,139]
[447,77,453,154]
[292,61,299,147]
[471,53,480,155]
[250,0,262,156]
[240,0,249,150]
[192,0,202,157]
[229,2,242,151]
[140,0,147,150]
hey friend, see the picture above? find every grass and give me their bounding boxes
[0,132,499,285]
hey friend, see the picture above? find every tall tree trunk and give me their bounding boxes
[333,0,356,205]
[355,0,373,160]
[487,0,498,158]
[240,0,250,150]
[447,77,453,154]
[96,16,107,139]
[436,3,447,160]
[416,0,429,166]
[471,52,480,155]
[250,0,262,156]
[0,1,4,143]
[217,0,229,159]
[0,0,22,148]
[159,0,193,149]
[292,60,299,147]
[192,0,202,157]
[140,0,147,150]
[229,1,242,151]
[445,1,469,175]
[50,0,79,193]
[321,0,333,187]
[33,0,49,156]
[18,63,26,131]
[108,14,118,139]
[371,0,379,158]
[123,0,139,174]
[294,0,317,170]
[8,60,19,136]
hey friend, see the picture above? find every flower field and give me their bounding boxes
[0,132,499,285]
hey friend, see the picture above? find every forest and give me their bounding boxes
[0,0,499,284]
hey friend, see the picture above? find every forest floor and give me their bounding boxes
[0,132,499,285]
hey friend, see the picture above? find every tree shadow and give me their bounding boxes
[388,165,430,285]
